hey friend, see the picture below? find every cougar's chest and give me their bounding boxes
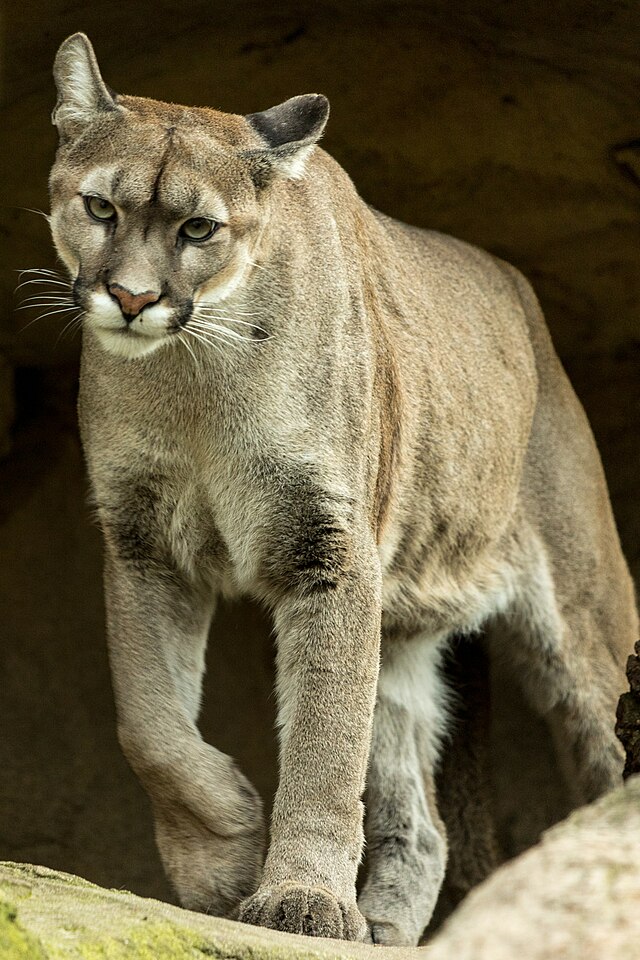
[90,415,290,600]
[95,452,224,584]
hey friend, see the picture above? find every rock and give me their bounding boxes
[2,777,640,959]
[427,774,640,960]
[0,861,373,960]
[616,640,640,778]
[0,900,45,960]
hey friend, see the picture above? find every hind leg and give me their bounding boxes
[491,536,627,802]
[358,634,448,946]
[513,613,624,801]
[433,637,499,926]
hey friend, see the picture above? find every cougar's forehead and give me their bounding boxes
[78,153,231,223]
[53,107,254,217]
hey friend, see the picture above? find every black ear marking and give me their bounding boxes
[243,94,330,187]
[246,94,330,149]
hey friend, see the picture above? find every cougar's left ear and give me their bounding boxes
[52,33,121,139]
[243,94,330,187]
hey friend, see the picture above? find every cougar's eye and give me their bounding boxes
[84,195,117,222]
[179,217,219,241]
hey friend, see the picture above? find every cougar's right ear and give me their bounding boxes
[52,33,121,139]
[243,94,330,188]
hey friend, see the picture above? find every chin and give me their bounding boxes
[91,325,171,359]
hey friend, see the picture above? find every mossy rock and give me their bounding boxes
[0,862,375,960]
[0,898,46,960]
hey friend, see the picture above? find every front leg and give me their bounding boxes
[238,527,381,941]
[104,548,265,916]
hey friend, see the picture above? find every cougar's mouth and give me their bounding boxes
[84,289,176,358]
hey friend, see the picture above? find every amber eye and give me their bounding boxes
[84,195,117,222]
[179,217,218,242]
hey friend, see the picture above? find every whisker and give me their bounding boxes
[178,332,200,369]
[18,290,74,298]
[189,318,266,344]
[194,315,263,330]
[187,325,233,349]
[17,294,75,305]
[18,207,51,223]
[194,313,271,338]
[185,326,218,346]
[195,302,263,317]
[224,316,267,330]
[16,267,66,277]
[189,319,252,341]
[56,312,86,345]
[19,305,81,333]
[189,327,253,350]
[184,327,225,359]
[190,324,268,346]
[14,277,72,293]
[193,310,267,328]
[193,312,272,339]
[16,301,76,312]
[16,288,70,301]
[197,311,263,321]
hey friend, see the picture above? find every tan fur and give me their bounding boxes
[47,33,638,945]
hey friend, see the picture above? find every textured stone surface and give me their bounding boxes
[2,778,640,959]
[616,640,640,778]
[428,775,640,960]
[0,861,362,960]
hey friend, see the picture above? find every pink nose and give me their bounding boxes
[107,283,160,319]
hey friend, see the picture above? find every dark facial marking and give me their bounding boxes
[149,126,177,208]
[110,167,124,196]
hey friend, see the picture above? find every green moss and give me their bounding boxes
[41,919,279,960]
[2,892,227,960]
[0,880,33,902]
[0,863,350,960]
[0,863,98,891]
[41,918,345,960]
[42,921,195,959]
[0,898,46,959]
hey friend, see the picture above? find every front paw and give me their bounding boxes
[238,883,368,941]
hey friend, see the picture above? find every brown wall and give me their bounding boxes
[1,0,638,905]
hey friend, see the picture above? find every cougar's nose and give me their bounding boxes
[107,283,161,320]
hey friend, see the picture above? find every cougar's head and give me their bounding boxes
[49,33,329,359]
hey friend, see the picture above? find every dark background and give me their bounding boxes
[0,0,638,906]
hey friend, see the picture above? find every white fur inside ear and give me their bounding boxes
[60,64,99,120]
[276,144,315,180]
[53,35,115,128]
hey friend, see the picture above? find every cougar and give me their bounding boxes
[45,32,638,946]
